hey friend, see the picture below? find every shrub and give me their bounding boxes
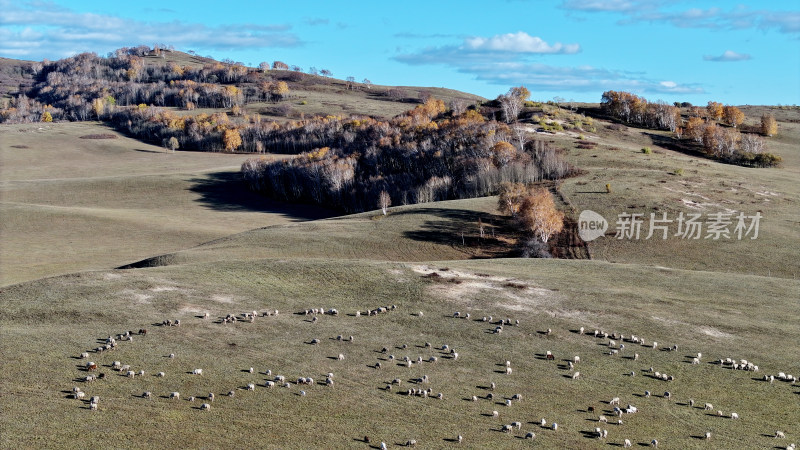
[605,183,612,194]
[673,168,684,176]
[641,147,652,154]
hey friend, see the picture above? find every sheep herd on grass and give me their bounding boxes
[64,286,797,448]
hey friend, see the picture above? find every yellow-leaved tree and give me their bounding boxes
[723,105,744,128]
[518,187,564,243]
[760,114,777,136]
[223,128,242,152]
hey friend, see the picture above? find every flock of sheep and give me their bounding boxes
[66,286,797,448]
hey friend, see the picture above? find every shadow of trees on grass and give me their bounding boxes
[187,170,338,221]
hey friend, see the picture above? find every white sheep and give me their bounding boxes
[551,423,558,431]
[540,418,546,426]
[89,403,98,411]
[170,392,180,399]
[247,383,255,391]
[525,432,535,439]
[201,403,211,410]
[704,403,713,411]
[776,431,786,438]
[651,439,658,447]
[142,391,151,399]
[80,352,89,359]
[573,355,580,363]
[126,370,135,378]
[75,391,86,399]
[505,367,512,375]
[337,353,344,361]
[492,410,499,418]
[730,412,739,419]
[501,424,512,433]
[192,368,203,375]
[599,415,608,423]
[572,372,580,379]
[692,357,700,365]
[610,397,620,406]
[705,432,711,440]
[624,439,632,447]
[381,442,388,450]
[208,392,215,401]
[452,352,459,360]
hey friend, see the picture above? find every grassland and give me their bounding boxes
[1,102,798,448]
[0,122,334,286]
[1,258,797,448]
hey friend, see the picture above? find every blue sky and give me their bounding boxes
[1,0,798,105]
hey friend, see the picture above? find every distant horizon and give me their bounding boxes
[1,0,798,106]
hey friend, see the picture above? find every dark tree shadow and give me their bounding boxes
[187,170,338,219]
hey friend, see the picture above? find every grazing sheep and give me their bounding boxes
[704,403,713,411]
[337,353,344,360]
[89,403,98,411]
[512,393,522,401]
[406,439,416,447]
[664,391,671,399]
[571,372,580,380]
[247,383,255,391]
[80,352,89,359]
[137,370,144,376]
[634,353,639,361]
[512,421,522,430]
[311,338,320,345]
[730,412,739,419]
[705,432,711,440]
[227,390,235,397]
[418,311,423,316]
[551,423,558,431]
[381,442,388,450]
[486,393,494,400]
[200,403,211,410]
[208,393,215,401]
[452,352,459,360]
[525,432,535,439]
[610,397,620,406]
[142,391,151,399]
[599,415,608,423]
[775,431,785,438]
[248,367,254,373]
[651,439,658,447]
[505,367,512,375]
[437,393,443,400]
[501,424,512,433]
[692,357,700,365]
[192,369,203,375]
[75,391,86,399]
[126,370,135,378]
[573,356,580,363]
[624,438,632,447]
[471,395,477,402]
[540,418,546,426]
[492,410,499,418]
[169,353,175,359]
[156,371,165,377]
[689,399,695,407]
[188,396,195,402]
[644,391,651,398]
[170,392,180,399]
[505,399,512,407]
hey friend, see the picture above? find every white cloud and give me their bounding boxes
[465,32,580,54]
[560,0,800,35]
[0,0,302,60]
[703,50,752,62]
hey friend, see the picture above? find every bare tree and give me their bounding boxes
[378,190,391,215]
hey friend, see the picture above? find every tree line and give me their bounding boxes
[241,98,576,213]
[601,90,781,167]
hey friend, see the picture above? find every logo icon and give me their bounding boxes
[578,210,608,242]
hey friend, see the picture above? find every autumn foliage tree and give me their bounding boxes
[519,188,564,243]
[723,105,744,128]
[498,182,564,243]
[706,101,723,122]
[761,114,778,136]
[223,128,242,152]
